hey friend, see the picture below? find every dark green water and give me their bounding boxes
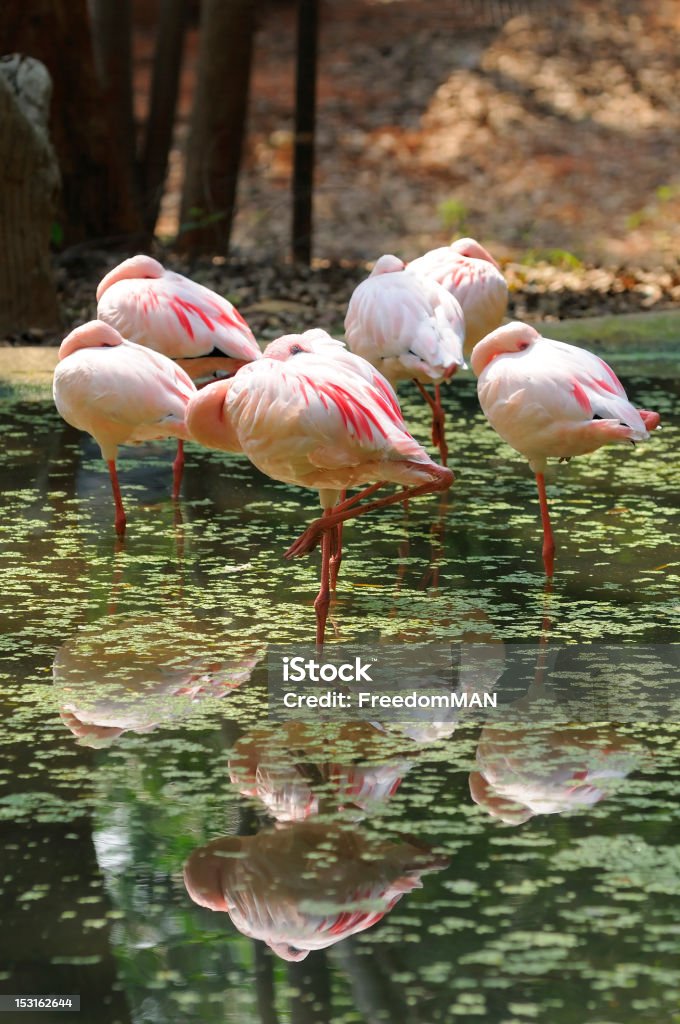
[0,376,678,1023]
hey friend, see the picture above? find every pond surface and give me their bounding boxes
[0,374,678,1023]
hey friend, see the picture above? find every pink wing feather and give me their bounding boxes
[226,352,436,490]
[97,271,261,362]
[344,266,465,384]
[409,244,508,350]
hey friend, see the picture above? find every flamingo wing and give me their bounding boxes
[409,246,508,349]
[227,355,433,487]
[477,335,653,472]
[54,342,196,448]
[97,272,260,363]
[536,340,648,435]
[345,272,464,383]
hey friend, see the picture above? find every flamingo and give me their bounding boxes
[471,321,661,577]
[53,614,261,747]
[96,254,262,382]
[229,721,411,822]
[184,821,448,961]
[408,236,508,352]
[53,320,197,537]
[186,328,453,644]
[344,254,465,466]
[470,721,637,824]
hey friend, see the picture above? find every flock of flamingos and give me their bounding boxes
[52,238,660,643]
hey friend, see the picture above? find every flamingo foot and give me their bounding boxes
[285,519,326,559]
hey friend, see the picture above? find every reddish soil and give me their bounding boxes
[152,0,680,269]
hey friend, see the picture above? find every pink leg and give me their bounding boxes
[536,472,555,578]
[285,467,454,560]
[414,381,448,467]
[330,523,343,592]
[107,460,126,538]
[172,440,185,500]
[329,489,346,591]
[315,510,333,647]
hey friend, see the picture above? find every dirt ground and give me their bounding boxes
[160,0,680,268]
[8,0,680,344]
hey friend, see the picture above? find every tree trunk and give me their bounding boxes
[178,0,255,255]
[0,56,59,334]
[0,0,144,246]
[292,0,319,265]
[140,0,189,233]
[88,0,137,190]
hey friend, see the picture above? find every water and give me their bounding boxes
[0,375,678,1023]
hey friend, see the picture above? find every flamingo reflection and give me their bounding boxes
[53,614,262,746]
[184,821,447,961]
[229,722,412,821]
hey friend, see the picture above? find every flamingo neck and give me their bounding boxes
[58,321,124,359]
[470,322,539,376]
[185,380,242,453]
[470,334,510,377]
[96,255,164,300]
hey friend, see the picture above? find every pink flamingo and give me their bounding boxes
[471,321,661,577]
[184,822,447,961]
[409,236,508,352]
[344,254,465,466]
[96,254,262,382]
[186,329,453,644]
[53,320,196,536]
[229,721,411,822]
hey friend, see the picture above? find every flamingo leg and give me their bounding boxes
[285,467,454,560]
[329,490,346,591]
[333,482,383,512]
[107,459,126,538]
[315,510,333,647]
[172,440,185,500]
[535,472,555,578]
[414,381,448,467]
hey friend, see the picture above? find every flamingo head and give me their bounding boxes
[96,254,165,300]
[470,321,540,376]
[185,378,242,453]
[183,843,236,913]
[264,329,345,361]
[59,709,125,748]
[451,237,502,271]
[370,254,406,276]
[58,320,125,360]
